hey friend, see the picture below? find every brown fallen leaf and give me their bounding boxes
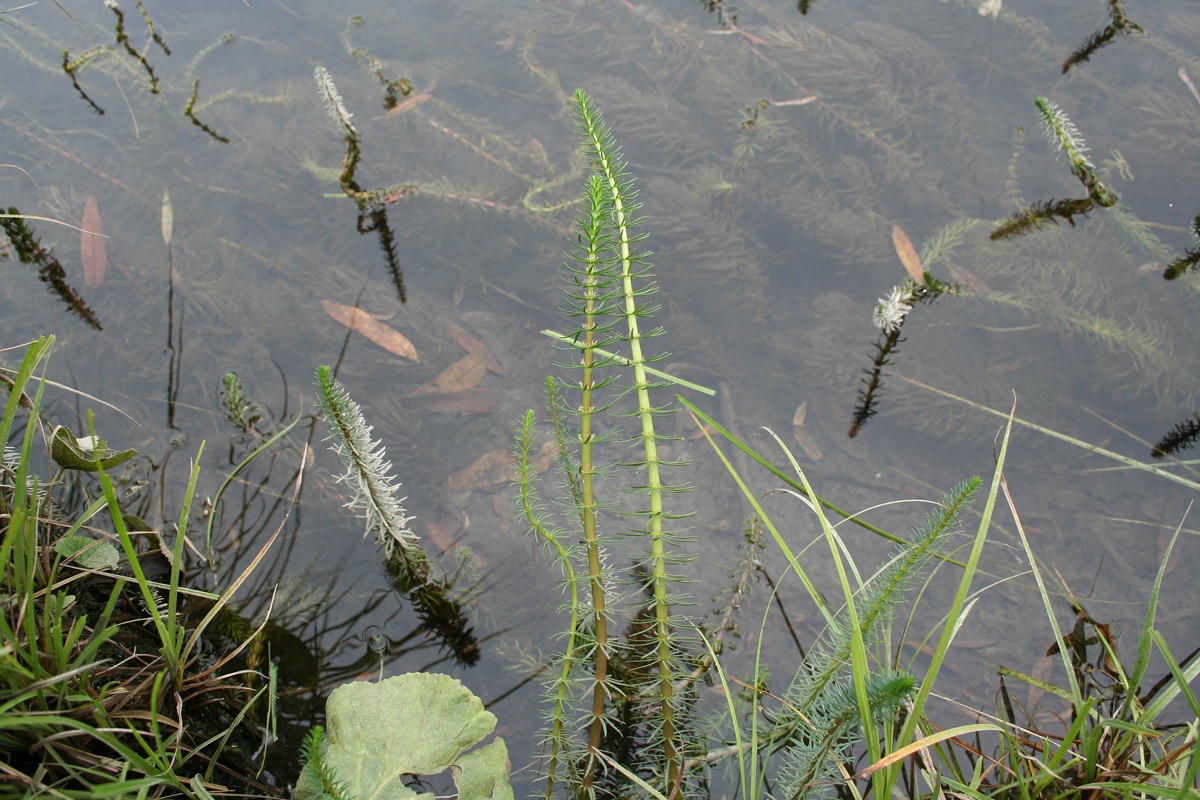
[447,448,514,494]
[892,224,925,284]
[792,426,824,461]
[791,400,823,460]
[383,76,437,118]
[531,441,557,474]
[424,513,464,554]
[161,189,173,246]
[408,354,486,397]
[1027,653,1054,712]
[80,195,106,288]
[792,400,808,428]
[322,300,419,361]
[446,323,505,375]
[946,261,991,293]
[406,388,500,413]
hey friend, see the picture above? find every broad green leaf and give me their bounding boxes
[50,426,136,472]
[295,673,511,800]
[54,534,119,570]
[454,739,513,800]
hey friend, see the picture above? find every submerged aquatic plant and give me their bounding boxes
[853,275,958,437]
[991,98,1116,241]
[1151,412,1200,459]
[872,284,914,334]
[1035,97,1117,208]
[1163,213,1200,280]
[313,365,477,665]
[1062,0,1144,74]
[0,208,102,330]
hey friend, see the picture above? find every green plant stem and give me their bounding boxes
[578,89,681,789]
[574,175,611,790]
[516,412,580,799]
[204,413,303,556]
[541,330,715,395]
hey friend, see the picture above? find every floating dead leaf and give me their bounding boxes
[792,426,824,461]
[791,400,808,428]
[531,441,557,474]
[946,261,991,293]
[772,96,818,106]
[383,76,437,118]
[408,353,486,397]
[447,323,504,375]
[1027,654,1054,711]
[80,195,106,288]
[528,136,549,169]
[447,448,514,494]
[424,513,463,554]
[891,224,925,284]
[321,300,419,361]
[406,388,500,413]
[790,400,823,459]
[161,189,173,246]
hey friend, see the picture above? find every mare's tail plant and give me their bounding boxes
[514,89,695,799]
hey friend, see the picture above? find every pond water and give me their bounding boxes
[2,0,1198,791]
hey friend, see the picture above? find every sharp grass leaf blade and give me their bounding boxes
[1127,508,1187,718]
[184,446,304,664]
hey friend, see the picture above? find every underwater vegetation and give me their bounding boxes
[4,1,1200,796]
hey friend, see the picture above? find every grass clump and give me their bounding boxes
[0,336,287,798]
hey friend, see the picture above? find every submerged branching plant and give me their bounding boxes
[1151,413,1200,459]
[990,197,1096,240]
[1163,213,1200,280]
[314,66,417,213]
[1035,97,1117,208]
[0,208,102,330]
[314,66,413,302]
[993,98,1117,241]
[1062,0,1144,74]
[851,275,957,437]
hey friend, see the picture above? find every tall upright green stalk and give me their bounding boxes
[574,171,617,785]
[573,89,684,790]
[516,89,691,799]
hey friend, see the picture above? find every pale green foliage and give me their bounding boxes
[777,478,980,799]
[514,90,697,799]
[314,366,418,563]
[295,674,512,800]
